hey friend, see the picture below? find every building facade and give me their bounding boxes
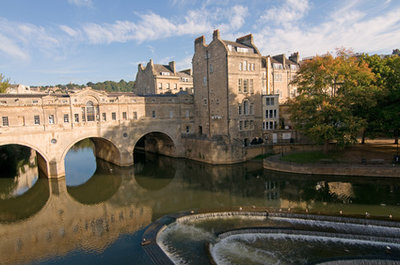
[192,30,265,146]
[134,60,193,95]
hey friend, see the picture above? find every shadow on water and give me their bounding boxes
[133,152,176,191]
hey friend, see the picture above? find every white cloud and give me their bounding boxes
[59,25,81,38]
[67,0,93,8]
[260,0,309,26]
[0,33,29,61]
[82,5,247,44]
[254,3,400,58]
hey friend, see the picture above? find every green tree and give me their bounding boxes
[0,74,10,93]
[289,50,378,152]
[383,56,400,144]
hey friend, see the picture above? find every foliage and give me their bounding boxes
[289,49,378,151]
[32,79,135,93]
[0,74,10,93]
[360,54,400,143]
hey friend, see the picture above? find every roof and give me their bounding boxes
[153,64,174,75]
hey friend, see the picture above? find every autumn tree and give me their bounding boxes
[289,49,378,152]
[0,74,10,93]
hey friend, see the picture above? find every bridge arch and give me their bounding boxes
[62,136,123,169]
[0,141,50,178]
[133,131,176,158]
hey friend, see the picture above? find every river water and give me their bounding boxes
[0,141,399,264]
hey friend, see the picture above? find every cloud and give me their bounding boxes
[59,25,81,38]
[254,2,400,57]
[0,18,63,61]
[67,0,93,8]
[0,33,29,61]
[260,0,309,26]
[82,5,247,44]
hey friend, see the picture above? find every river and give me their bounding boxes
[0,140,399,264]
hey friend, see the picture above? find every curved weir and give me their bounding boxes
[149,211,400,265]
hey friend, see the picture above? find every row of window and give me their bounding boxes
[265,97,275,106]
[158,83,178,90]
[239,120,254,131]
[239,61,255,71]
[265,109,277,119]
[263,121,277,130]
[238,78,254,93]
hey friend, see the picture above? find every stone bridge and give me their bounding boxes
[0,88,194,178]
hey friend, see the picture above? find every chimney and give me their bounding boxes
[195,35,205,50]
[213,29,220,40]
[289,52,300,64]
[169,61,176,74]
[236,34,253,46]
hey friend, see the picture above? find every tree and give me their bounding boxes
[383,56,400,144]
[0,74,10,93]
[289,49,378,152]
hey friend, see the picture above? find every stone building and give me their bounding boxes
[134,60,193,95]
[265,53,300,103]
[192,29,264,146]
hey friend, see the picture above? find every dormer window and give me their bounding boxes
[273,63,283,69]
[236,47,251,53]
[161,72,170,76]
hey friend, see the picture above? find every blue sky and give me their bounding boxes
[1,0,400,86]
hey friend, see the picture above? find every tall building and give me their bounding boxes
[192,29,265,146]
[134,60,193,95]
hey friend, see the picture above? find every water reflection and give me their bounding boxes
[0,146,38,199]
[0,143,399,264]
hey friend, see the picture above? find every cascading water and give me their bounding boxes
[155,212,400,265]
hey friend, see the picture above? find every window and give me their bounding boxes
[243,61,247,71]
[81,107,86,122]
[251,63,255,71]
[169,111,174,118]
[249,79,253,93]
[273,63,283,69]
[64,114,69,123]
[186,126,190,133]
[238,105,242,115]
[203,76,207,86]
[243,79,248,93]
[166,83,170,89]
[269,121,274,130]
[185,110,190,118]
[112,112,116,120]
[203,98,207,105]
[271,98,275,105]
[161,72,170,76]
[209,64,213,73]
[247,62,251,71]
[133,112,137,120]
[239,62,243,71]
[2,116,9,126]
[122,112,127,120]
[32,100,38,104]
[158,83,162,90]
[250,120,254,129]
[86,101,95,121]
[48,115,54,124]
[174,83,177,90]
[274,109,277,118]
[238,79,242,92]
[152,110,156,118]
[266,98,270,106]
[34,115,40,125]
[265,110,268,118]
[102,113,106,121]
[269,110,273,118]
[243,100,249,115]
[74,114,79,122]
[239,121,243,130]
[244,120,249,129]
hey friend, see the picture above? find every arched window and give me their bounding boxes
[86,101,95,121]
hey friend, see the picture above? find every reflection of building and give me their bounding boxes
[134,60,193,95]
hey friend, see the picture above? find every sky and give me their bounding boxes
[1,0,400,86]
